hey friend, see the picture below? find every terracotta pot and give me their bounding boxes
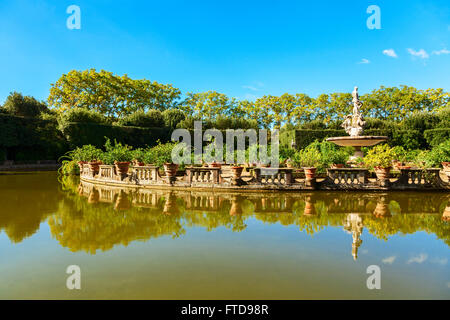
[331,164,344,169]
[114,161,130,176]
[259,163,271,168]
[231,166,244,179]
[88,160,102,175]
[303,167,317,180]
[398,166,411,170]
[163,163,179,177]
[374,166,391,180]
[208,161,221,168]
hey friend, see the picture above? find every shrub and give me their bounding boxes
[58,107,108,131]
[66,144,103,162]
[116,110,164,127]
[293,146,322,168]
[101,138,133,164]
[61,122,170,149]
[424,128,450,148]
[145,142,177,167]
[424,140,450,167]
[162,109,186,130]
[364,144,396,169]
[2,92,49,118]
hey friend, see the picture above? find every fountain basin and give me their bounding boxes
[326,136,388,147]
[326,136,388,159]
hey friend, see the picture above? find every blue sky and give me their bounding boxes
[0,0,449,105]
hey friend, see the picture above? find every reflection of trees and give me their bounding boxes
[0,172,62,242]
[53,179,450,253]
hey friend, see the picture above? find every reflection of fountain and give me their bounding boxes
[327,87,388,160]
[344,213,363,261]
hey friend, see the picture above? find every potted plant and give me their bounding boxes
[425,140,450,176]
[364,144,396,180]
[131,148,145,166]
[294,147,322,179]
[148,142,179,177]
[66,145,103,174]
[328,150,349,169]
[102,138,133,176]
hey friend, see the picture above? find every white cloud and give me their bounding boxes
[407,48,429,59]
[242,82,264,92]
[383,49,397,58]
[431,257,448,266]
[242,85,259,91]
[382,256,396,264]
[407,253,428,264]
[432,49,450,55]
[358,58,370,64]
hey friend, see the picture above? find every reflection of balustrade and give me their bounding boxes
[186,167,220,184]
[99,187,115,203]
[252,168,293,185]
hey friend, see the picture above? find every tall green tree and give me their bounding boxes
[2,92,48,117]
[48,69,181,118]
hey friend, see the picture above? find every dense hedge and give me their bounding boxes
[281,128,426,150]
[424,128,450,147]
[0,114,68,160]
[61,122,171,149]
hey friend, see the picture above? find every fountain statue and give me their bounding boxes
[327,86,388,160]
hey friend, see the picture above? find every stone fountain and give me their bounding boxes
[326,87,388,160]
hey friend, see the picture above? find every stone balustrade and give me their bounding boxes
[186,167,220,185]
[322,168,369,189]
[251,168,293,185]
[132,166,160,184]
[79,164,450,191]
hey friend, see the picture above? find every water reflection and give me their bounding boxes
[0,173,448,259]
[43,176,449,256]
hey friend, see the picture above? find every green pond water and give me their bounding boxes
[0,171,449,299]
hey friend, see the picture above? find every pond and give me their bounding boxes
[0,171,449,299]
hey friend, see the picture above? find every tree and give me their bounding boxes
[2,92,48,117]
[48,69,181,118]
[180,91,237,120]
